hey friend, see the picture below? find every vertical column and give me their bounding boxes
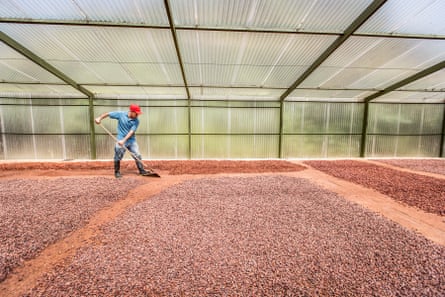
[360,102,369,157]
[440,104,445,157]
[88,96,96,159]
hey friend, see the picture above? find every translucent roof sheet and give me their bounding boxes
[300,37,445,90]
[0,0,444,102]
[374,91,444,103]
[178,30,336,87]
[0,42,64,83]
[1,24,179,63]
[189,87,284,101]
[1,24,183,85]
[89,85,187,100]
[399,69,445,91]
[0,83,85,98]
[170,0,373,33]
[0,0,168,24]
[288,88,374,102]
[358,0,445,36]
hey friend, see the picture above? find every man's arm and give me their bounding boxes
[117,130,135,146]
[95,112,109,124]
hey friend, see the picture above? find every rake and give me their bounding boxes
[98,123,160,177]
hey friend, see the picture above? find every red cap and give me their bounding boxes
[129,104,142,114]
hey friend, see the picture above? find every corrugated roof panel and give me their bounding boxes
[1,24,74,60]
[303,67,418,90]
[318,37,445,70]
[399,69,445,91]
[348,69,418,89]
[322,37,428,68]
[171,0,373,32]
[186,64,238,86]
[89,85,187,99]
[0,0,168,24]
[74,0,168,24]
[222,33,337,66]
[49,61,104,84]
[178,30,243,64]
[1,24,178,63]
[0,42,65,84]
[383,40,445,69]
[358,0,445,35]
[303,0,373,33]
[99,28,178,63]
[0,0,84,20]
[189,87,283,100]
[231,65,272,86]
[287,89,373,101]
[262,66,308,88]
[179,30,336,86]
[171,0,314,29]
[373,91,445,103]
[0,83,85,98]
[80,62,136,84]
[44,84,87,96]
[0,1,26,18]
[2,24,181,85]
[0,42,26,59]
[0,62,35,82]
[300,36,445,89]
[122,63,184,85]
[0,59,65,83]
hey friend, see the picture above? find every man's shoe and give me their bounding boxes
[139,170,160,177]
[139,169,151,176]
[115,171,122,178]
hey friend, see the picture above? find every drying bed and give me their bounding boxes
[304,160,445,216]
[374,158,445,176]
[1,160,444,296]
[0,177,143,282]
[26,176,445,296]
[0,160,305,176]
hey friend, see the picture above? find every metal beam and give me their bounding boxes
[354,32,445,41]
[440,105,445,158]
[363,60,445,103]
[0,18,168,30]
[4,18,445,40]
[163,0,192,159]
[0,18,333,36]
[0,31,94,98]
[279,0,388,101]
[163,0,190,99]
[359,102,370,157]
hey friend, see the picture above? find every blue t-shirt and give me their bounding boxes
[108,111,139,144]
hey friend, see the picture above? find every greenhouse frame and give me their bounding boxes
[0,0,444,160]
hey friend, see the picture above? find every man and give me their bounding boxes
[95,104,151,178]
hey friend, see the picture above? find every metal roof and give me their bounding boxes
[1,0,444,102]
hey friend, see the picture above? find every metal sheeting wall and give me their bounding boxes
[282,102,364,158]
[366,103,444,157]
[1,99,443,160]
[0,98,91,159]
[190,101,280,158]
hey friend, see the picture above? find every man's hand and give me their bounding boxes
[95,117,101,124]
[117,140,125,147]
